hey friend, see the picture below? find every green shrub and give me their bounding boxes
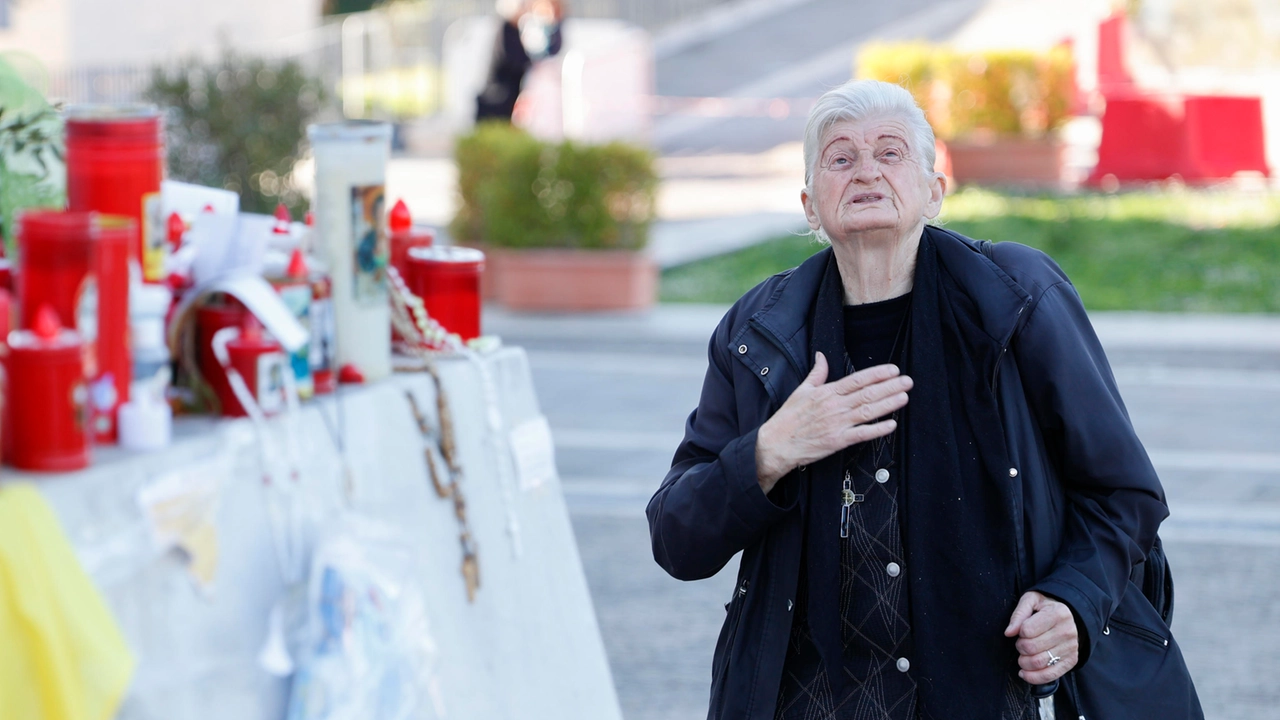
[857,43,1074,140]
[450,123,657,251]
[0,57,64,257]
[144,54,323,215]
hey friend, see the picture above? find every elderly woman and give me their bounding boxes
[647,80,1202,720]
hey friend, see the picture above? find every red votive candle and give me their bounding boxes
[17,211,132,443]
[406,246,485,341]
[221,316,287,418]
[65,104,166,282]
[7,305,90,471]
[197,299,248,414]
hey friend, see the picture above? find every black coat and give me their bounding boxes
[647,226,1202,719]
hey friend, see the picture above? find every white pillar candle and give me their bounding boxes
[307,121,393,381]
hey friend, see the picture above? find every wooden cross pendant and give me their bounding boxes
[840,471,865,538]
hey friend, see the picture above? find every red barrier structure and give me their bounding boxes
[1090,93,1270,183]
[1182,95,1270,180]
[1090,94,1185,182]
[1096,11,1135,97]
[1088,11,1270,184]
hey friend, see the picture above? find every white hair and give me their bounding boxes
[802,79,937,190]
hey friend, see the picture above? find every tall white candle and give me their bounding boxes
[307,121,393,381]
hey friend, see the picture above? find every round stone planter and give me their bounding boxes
[943,136,1065,187]
[490,248,657,312]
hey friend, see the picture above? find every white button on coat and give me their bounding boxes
[875,468,890,483]
[1009,467,1018,478]
[738,344,748,354]
[886,562,901,577]
[896,657,910,672]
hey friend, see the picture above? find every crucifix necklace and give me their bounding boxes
[840,423,900,537]
[840,470,865,539]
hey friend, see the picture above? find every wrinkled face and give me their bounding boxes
[802,116,944,244]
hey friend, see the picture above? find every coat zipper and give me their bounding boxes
[1107,617,1169,648]
[990,301,1031,390]
[987,299,1031,595]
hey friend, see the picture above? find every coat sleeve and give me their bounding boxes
[1015,280,1169,666]
[646,318,796,581]
[496,22,532,78]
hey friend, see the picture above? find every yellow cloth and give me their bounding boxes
[0,483,135,720]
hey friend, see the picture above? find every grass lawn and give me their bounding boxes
[660,187,1280,313]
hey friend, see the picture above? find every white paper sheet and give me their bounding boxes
[509,416,557,492]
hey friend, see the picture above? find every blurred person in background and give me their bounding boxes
[647,79,1202,720]
[475,0,565,123]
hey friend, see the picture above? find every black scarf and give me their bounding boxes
[804,231,1025,717]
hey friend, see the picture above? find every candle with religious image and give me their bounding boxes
[306,121,392,381]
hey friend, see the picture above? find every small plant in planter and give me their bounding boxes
[0,59,65,257]
[858,43,1075,187]
[450,123,659,311]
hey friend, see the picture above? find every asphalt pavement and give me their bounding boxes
[653,0,985,155]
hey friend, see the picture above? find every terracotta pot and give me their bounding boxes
[943,136,1064,187]
[491,248,657,312]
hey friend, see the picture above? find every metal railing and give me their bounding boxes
[48,65,161,106]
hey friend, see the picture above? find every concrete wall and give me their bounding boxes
[68,0,321,67]
[1137,0,1280,70]
[0,0,72,72]
[22,349,623,720]
[0,0,321,73]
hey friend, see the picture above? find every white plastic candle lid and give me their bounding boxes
[64,103,160,121]
[7,327,83,351]
[306,120,392,144]
[407,246,485,266]
[119,395,172,451]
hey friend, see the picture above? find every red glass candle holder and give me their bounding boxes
[17,211,132,443]
[406,246,485,342]
[65,104,165,281]
[196,299,248,413]
[6,306,90,471]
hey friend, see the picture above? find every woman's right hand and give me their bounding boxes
[755,351,912,493]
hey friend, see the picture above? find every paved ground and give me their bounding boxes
[484,304,1280,720]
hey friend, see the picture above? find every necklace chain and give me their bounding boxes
[838,295,911,538]
[843,294,910,454]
